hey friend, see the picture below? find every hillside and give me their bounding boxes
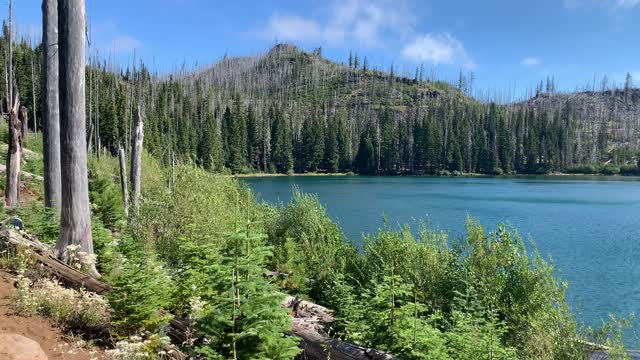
[517,88,640,156]
[142,44,640,175]
[2,38,639,176]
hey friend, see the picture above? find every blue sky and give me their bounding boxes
[10,0,640,97]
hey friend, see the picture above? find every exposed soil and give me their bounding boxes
[0,270,103,360]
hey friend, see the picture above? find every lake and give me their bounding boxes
[243,175,640,343]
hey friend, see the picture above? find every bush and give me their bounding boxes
[188,223,300,359]
[566,164,597,174]
[15,276,110,335]
[620,164,640,175]
[265,189,353,298]
[105,335,172,360]
[106,256,174,337]
[89,160,125,229]
[15,203,59,246]
[601,164,621,175]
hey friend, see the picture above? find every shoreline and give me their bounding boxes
[232,171,640,179]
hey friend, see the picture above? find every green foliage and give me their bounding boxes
[89,160,125,229]
[106,255,174,337]
[265,189,354,298]
[190,222,300,359]
[15,202,59,245]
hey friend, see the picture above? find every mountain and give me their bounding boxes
[3,39,639,175]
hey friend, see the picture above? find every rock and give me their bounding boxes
[0,334,48,360]
[9,217,24,230]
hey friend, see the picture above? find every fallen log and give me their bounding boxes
[0,163,44,181]
[0,227,109,294]
[167,296,399,360]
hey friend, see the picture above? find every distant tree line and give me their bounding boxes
[3,38,639,175]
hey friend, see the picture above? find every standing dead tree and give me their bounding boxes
[42,0,61,211]
[19,105,28,140]
[130,105,143,214]
[5,92,21,210]
[118,147,129,217]
[31,43,37,133]
[56,0,99,278]
[4,0,20,211]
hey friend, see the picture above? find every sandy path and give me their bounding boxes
[0,271,103,360]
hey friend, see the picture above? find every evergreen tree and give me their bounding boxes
[356,129,376,174]
[191,222,301,359]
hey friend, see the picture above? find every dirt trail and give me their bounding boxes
[0,271,103,360]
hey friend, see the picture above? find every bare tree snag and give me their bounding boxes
[19,106,28,140]
[30,45,37,133]
[118,146,129,217]
[56,0,98,278]
[7,0,12,107]
[130,106,143,214]
[5,93,21,210]
[42,0,61,212]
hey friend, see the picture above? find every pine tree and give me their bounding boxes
[324,114,339,173]
[356,129,375,174]
[194,222,301,359]
[246,105,259,169]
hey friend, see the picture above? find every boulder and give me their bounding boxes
[0,334,48,360]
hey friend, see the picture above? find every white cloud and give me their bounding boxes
[564,0,640,10]
[110,35,143,54]
[264,0,475,70]
[521,57,541,67]
[264,0,415,48]
[266,15,325,43]
[91,18,143,57]
[402,33,476,70]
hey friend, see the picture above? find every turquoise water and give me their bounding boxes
[243,175,640,342]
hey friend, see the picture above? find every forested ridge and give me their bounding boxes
[2,33,640,176]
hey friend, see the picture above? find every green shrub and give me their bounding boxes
[265,189,353,298]
[620,164,640,175]
[189,223,300,359]
[106,256,174,337]
[16,203,59,246]
[89,160,125,229]
[601,164,621,175]
[566,164,597,174]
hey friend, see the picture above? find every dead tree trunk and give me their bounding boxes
[30,47,37,133]
[118,147,129,217]
[130,106,143,214]
[5,93,21,210]
[7,0,12,108]
[56,0,98,278]
[19,106,27,140]
[42,0,61,212]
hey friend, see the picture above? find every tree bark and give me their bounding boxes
[42,0,61,212]
[19,106,27,140]
[4,94,21,210]
[7,0,12,108]
[118,147,129,217]
[31,48,37,133]
[56,0,98,278]
[130,106,143,214]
